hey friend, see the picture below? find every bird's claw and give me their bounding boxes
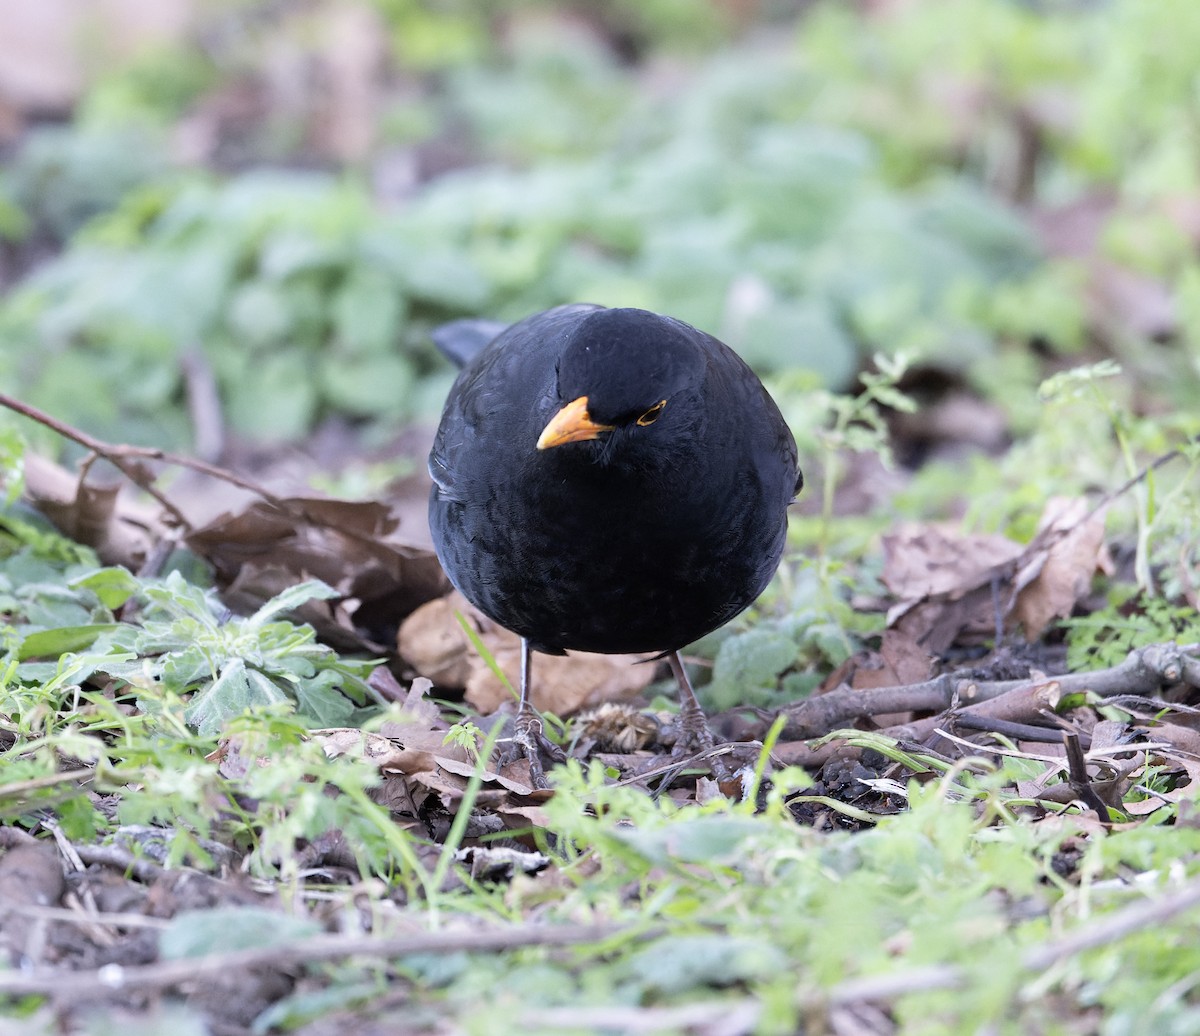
[669,703,734,781]
[500,709,567,790]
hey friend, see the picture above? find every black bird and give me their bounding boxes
[428,304,801,784]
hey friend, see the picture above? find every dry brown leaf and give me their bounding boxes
[435,755,537,797]
[466,646,655,717]
[22,453,160,567]
[883,522,1024,603]
[395,593,473,687]
[494,803,554,831]
[0,842,66,962]
[1012,498,1110,638]
[850,629,936,692]
[387,676,445,731]
[1089,261,1176,340]
[889,389,1009,457]
[314,680,470,778]
[187,495,447,649]
[882,522,1023,653]
[1033,195,1177,339]
[881,502,1111,653]
[399,591,656,716]
[406,763,546,804]
[313,728,403,765]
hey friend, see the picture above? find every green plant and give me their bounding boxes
[3,124,169,243]
[1064,595,1200,672]
[1,32,1055,452]
[123,575,379,735]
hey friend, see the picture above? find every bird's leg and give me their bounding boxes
[667,651,716,754]
[667,651,737,781]
[506,638,566,789]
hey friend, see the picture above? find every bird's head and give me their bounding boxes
[535,308,705,458]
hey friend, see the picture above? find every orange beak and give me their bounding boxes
[536,395,614,450]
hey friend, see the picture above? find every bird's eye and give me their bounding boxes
[636,400,667,427]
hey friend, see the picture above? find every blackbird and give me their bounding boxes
[428,304,801,784]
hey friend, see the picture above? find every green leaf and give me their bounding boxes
[252,981,380,1034]
[184,658,287,735]
[247,580,338,629]
[224,351,319,442]
[706,626,798,710]
[319,353,415,419]
[293,669,356,727]
[69,566,140,609]
[621,934,787,996]
[614,815,765,865]
[736,298,858,387]
[331,266,405,355]
[18,624,123,660]
[0,429,25,505]
[259,231,346,280]
[227,280,291,349]
[396,250,490,309]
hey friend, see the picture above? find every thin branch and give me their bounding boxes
[70,843,168,885]
[784,641,1198,740]
[180,346,225,463]
[0,393,401,558]
[522,1001,762,1033]
[1076,440,1196,534]
[5,903,169,929]
[1023,876,1200,970]
[1,394,193,529]
[0,922,640,999]
[1062,731,1111,816]
[0,392,288,522]
[0,768,96,801]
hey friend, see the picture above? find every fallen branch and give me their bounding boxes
[0,392,289,533]
[0,393,406,565]
[0,921,639,1000]
[783,642,1199,741]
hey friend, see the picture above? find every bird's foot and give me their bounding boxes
[669,703,735,781]
[673,708,715,753]
[501,708,567,790]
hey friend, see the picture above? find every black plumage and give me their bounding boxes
[428,304,801,783]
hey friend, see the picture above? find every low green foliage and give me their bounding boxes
[1064,595,1200,672]
[702,571,869,712]
[5,3,1200,1031]
[1,28,1054,450]
[2,417,1200,1032]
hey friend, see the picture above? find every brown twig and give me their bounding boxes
[0,767,96,801]
[523,1001,762,1032]
[1062,731,1112,817]
[180,346,225,463]
[70,843,168,885]
[0,922,640,999]
[952,714,1074,744]
[0,393,402,561]
[784,642,1198,741]
[0,392,290,528]
[1,394,194,530]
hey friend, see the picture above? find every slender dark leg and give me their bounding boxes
[667,651,716,752]
[520,637,532,709]
[508,638,566,788]
[665,651,738,781]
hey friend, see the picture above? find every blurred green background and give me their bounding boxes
[1,0,1198,454]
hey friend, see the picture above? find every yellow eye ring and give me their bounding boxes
[636,400,667,427]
